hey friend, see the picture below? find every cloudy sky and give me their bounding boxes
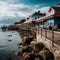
[0,0,60,24]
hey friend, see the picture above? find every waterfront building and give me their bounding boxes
[24,11,46,23]
[24,11,46,27]
[28,4,60,29]
[29,11,46,21]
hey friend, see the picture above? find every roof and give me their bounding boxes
[28,5,60,24]
[28,14,60,24]
[32,11,46,16]
[49,6,60,12]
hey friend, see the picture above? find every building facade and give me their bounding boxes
[28,4,60,29]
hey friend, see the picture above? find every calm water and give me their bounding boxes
[0,30,22,60]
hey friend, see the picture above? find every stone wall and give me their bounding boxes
[36,29,60,60]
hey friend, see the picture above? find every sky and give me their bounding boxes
[0,0,60,24]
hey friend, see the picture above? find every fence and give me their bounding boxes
[36,27,60,60]
[37,28,60,46]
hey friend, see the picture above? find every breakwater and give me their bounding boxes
[18,29,55,60]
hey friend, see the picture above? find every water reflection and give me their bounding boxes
[0,30,22,60]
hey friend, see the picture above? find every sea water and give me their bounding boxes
[0,29,22,60]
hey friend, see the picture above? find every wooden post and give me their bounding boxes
[45,29,47,41]
[52,28,54,47]
[41,28,42,38]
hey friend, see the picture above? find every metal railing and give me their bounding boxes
[37,27,58,47]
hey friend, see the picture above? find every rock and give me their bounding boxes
[12,50,15,53]
[22,46,33,54]
[35,43,45,51]
[45,51,54,60]
[38,48,55,60]
[22,36,27,42]
[35,55,44,60]
[15,51,22,56]
[17,43,23,45]
[8,40,12,42]
[9,57,12,60]
[28,54,36,60]
[24,37,33,45]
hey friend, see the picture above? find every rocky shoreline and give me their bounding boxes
[17,29,55,60]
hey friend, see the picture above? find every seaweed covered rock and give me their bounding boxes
[28,54,36,60]
[35,43,45,51]
[26,54,44,60]
[24,37,33,45]
[39,48,55,60]
[22,46,34,54]
[17,43,23,45]
[35,55,44,60]
[45,51,55,60]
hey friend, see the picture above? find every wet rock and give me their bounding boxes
[8,40,12,42]
[27,54,44,60]
[45,51,55,60]
[9,57,12,60]
[35,55,44,60]
[28,54,36,60]
[38,48,55,60]
[17,43,23,45]
[22,46,33,54]
[18,46,21,48]
[24,37,33,45]
[22,36,28,42]
[12,50,15,53]
[35,43,45,51]
[15,51,22,56]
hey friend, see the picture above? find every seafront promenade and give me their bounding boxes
[17,26,60,60]
[36,28,60,60]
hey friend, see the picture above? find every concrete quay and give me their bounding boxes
[36,29,60,60]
